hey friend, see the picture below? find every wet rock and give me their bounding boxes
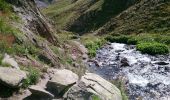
[2,54,20,69]
[64,73,122,100]
[154,61,169,65]
[0,67,26,88]
[29,85,54,99]
[121,58,129,67]
[165,66,170,72]
[47,69,78,96]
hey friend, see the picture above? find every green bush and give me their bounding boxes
[127,38,138,45]
[105,35,130,44]
[22,67,40,88]
[137,42,169,55]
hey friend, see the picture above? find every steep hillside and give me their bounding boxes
[97,0,170,35]
[43,0,138,34]
[43,0,170,35]
[0,0,88,99]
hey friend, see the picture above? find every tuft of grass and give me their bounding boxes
[85,39,106,58]
[92,94,101,100]
[137,42,169,55]
[111,79,128,100]
[22,67,40,88]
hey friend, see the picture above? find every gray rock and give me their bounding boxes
[29,85,54,99]
[64,73,122,100]
[47,69,78,96]
[0,67,26,88]
[2,54,20,69]
[121,57,129,67]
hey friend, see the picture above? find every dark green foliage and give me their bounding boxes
[137,42,169,55]
[127,38,138,45]
[0,0,11,12]
[0,84,18,98]
[105,35,130,44]
[22,67,40,88]
[70,0,137,33]
[38,54,52,65]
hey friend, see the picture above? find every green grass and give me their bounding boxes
[85,39,106,58]
[105,33,170,55]
[80,34,107,58]
[111,79,128,100]
[105,35,130,44]
[92,95,101,100]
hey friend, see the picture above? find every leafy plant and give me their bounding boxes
[85,39,106,58]
[22,67,40,88]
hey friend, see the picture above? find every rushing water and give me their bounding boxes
[88,43,170,100]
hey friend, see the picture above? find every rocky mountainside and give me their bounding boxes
[0,0,123,100]
[43,0,170,35]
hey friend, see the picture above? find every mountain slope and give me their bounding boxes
[43,0,170,35]
[43,0,137,34]
[97,0,170,35]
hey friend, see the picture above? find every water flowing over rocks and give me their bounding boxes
[88,43,170,100]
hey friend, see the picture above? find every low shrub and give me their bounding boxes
[22,67,40,88]
[127,38,138,45]
[105,35,130,44]
[137,42,169,55]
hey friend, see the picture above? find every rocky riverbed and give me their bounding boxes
[88,43,170,100]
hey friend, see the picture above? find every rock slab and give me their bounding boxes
[64,73,122,100]
[29,85,54,99]
[2,54,20,69]
[47,69,78,95]
[0,67,26,88]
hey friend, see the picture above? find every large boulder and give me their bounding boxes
[64,73,122,100]
[0,67,26,88]
[2,54,20,69]
[47,69,78,96]
[29,85,54,99]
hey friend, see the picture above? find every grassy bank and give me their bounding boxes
[105,33,170,55]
